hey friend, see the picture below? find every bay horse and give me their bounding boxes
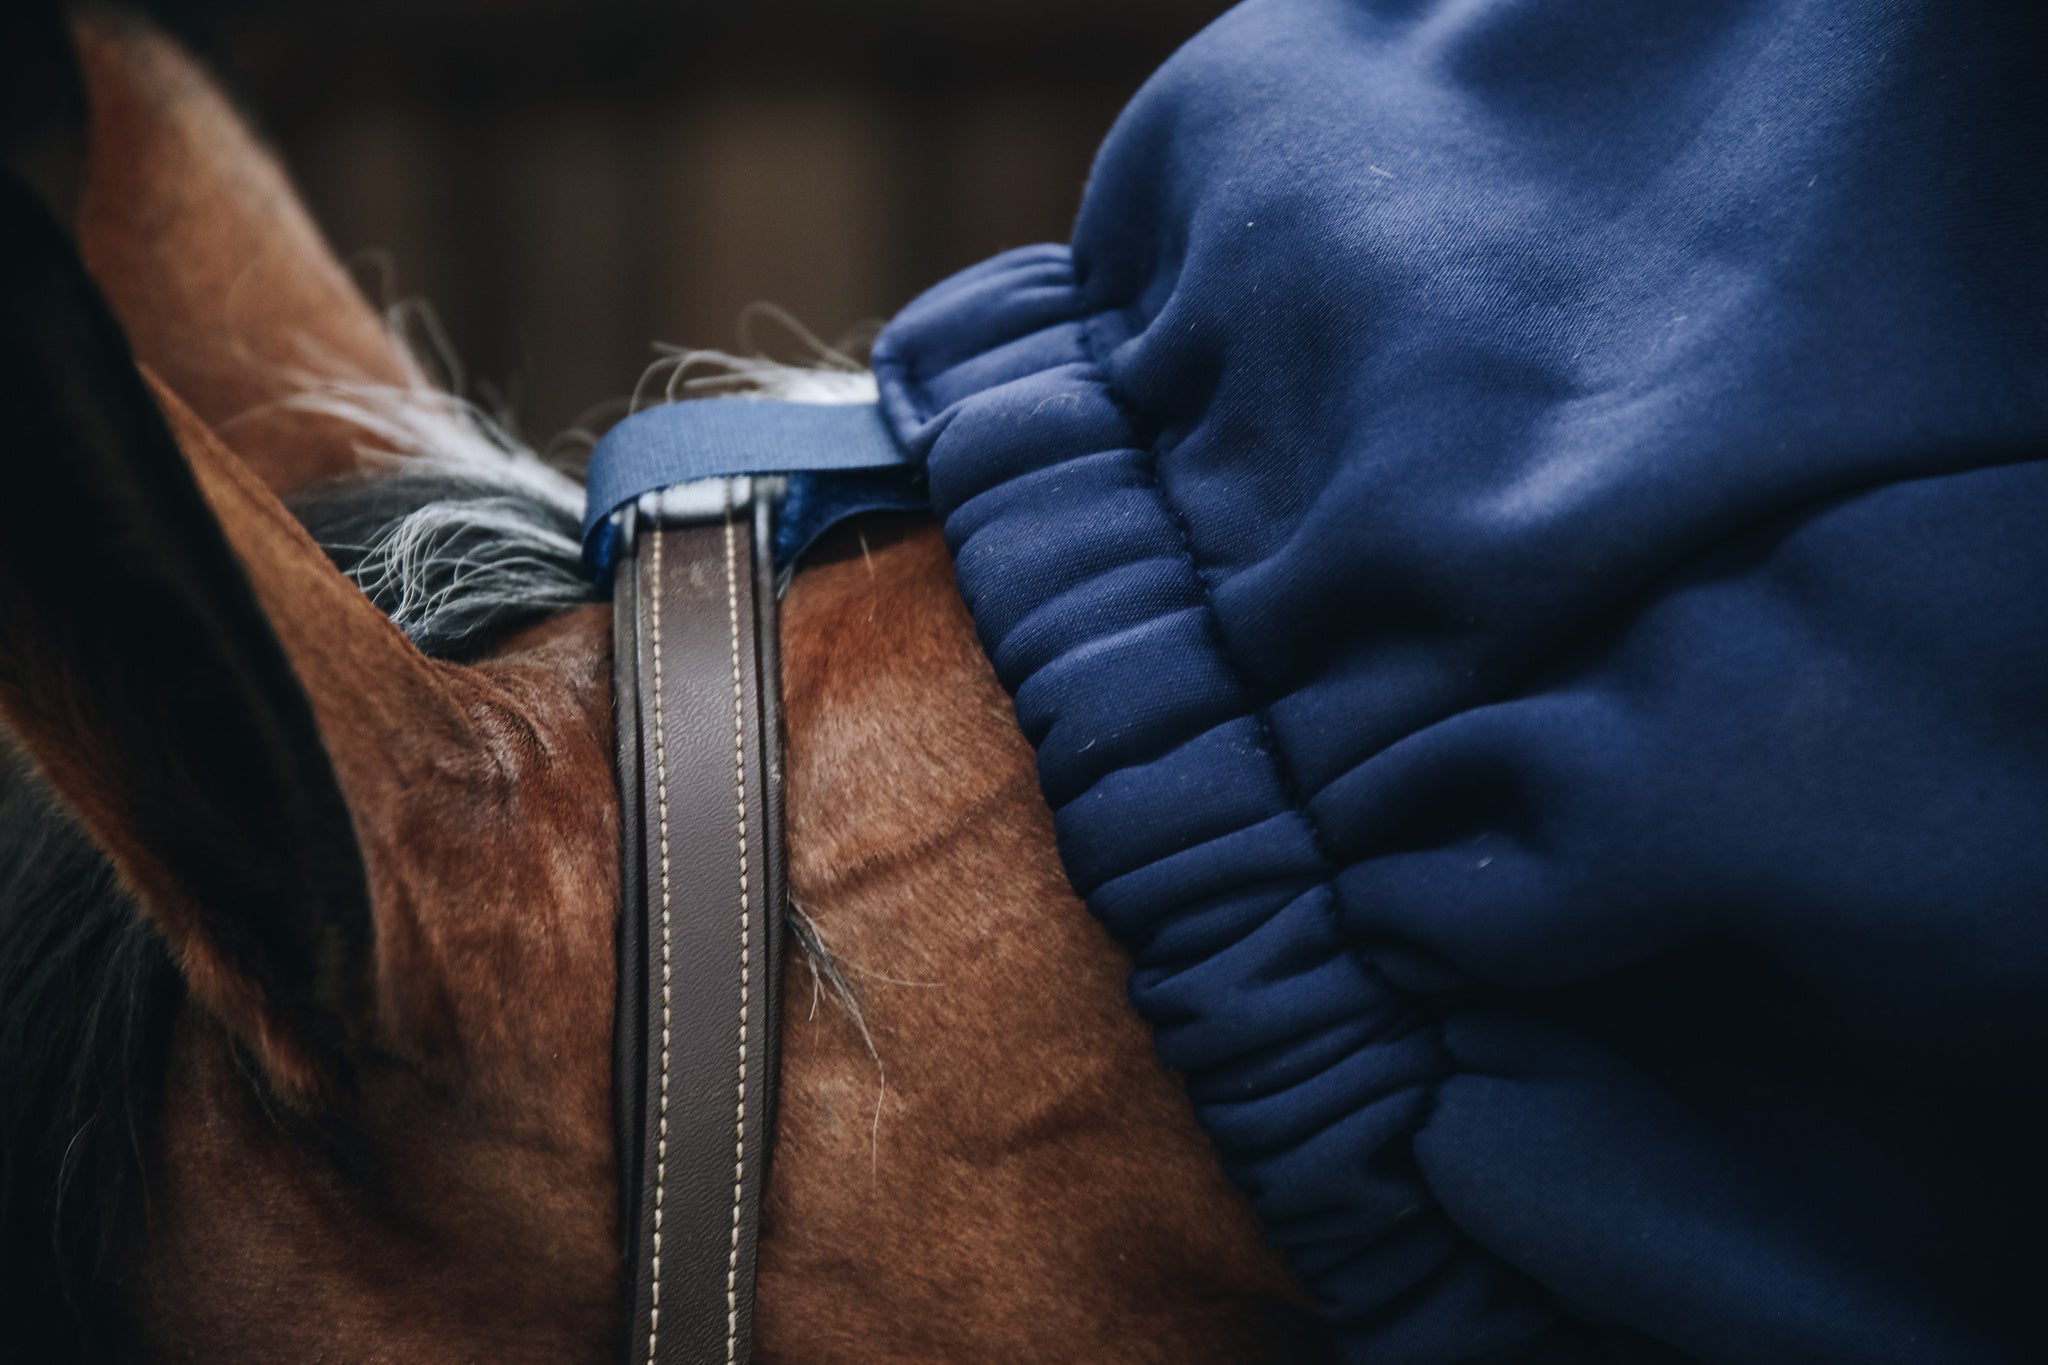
[0,12,1327,1363]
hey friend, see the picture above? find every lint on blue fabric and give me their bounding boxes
[592,1,2048,1359]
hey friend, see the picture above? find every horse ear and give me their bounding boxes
[72,9,419,497]
[0,173,476,1096]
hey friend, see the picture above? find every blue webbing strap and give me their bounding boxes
[582,398,917,581]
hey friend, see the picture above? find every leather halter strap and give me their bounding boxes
[612,479,786,1365]
[594,397,907,1364]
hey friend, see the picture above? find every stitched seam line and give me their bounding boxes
[1071,309,1451,1137]
[645,529,674,1365]
[721,494,751,1364]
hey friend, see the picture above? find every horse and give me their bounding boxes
[0,12,1328,1362]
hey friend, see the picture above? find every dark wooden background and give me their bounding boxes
[176,0,1231,444]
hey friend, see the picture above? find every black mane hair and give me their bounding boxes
[0,465,599,1361]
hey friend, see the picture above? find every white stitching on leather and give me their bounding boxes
[721,494,751,1363]
[646,527,674,1365]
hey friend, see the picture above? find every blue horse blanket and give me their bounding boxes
[868,1,2048,1360]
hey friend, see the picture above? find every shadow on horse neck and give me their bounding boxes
[2,473,1321,1363]
[0,10,1324,1361]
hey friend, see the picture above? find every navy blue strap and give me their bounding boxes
[583,399,913,579]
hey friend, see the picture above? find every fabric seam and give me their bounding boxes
[1070,304,1453,1137]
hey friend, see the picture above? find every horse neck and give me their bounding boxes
[128,517,1313,1363]
[757,518,1315,1361]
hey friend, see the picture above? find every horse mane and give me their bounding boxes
[0,424,601,1361]
[0,757,177,1362]
[0,373,877,1359]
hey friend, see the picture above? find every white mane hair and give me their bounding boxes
[269,303,890,1137]
[262,301,875,648]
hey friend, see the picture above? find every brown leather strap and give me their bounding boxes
[613,481,785,1365]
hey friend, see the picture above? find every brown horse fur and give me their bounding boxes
[0,11,1325,1361]
[73,10,419,497]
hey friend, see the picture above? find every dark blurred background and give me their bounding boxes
[166,0,1232,445]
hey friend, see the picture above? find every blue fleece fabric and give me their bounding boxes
[870,2,2048,1360]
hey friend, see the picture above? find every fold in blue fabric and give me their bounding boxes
[871,2,2048,1360]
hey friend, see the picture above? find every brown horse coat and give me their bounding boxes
[0,13,1322,1361]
